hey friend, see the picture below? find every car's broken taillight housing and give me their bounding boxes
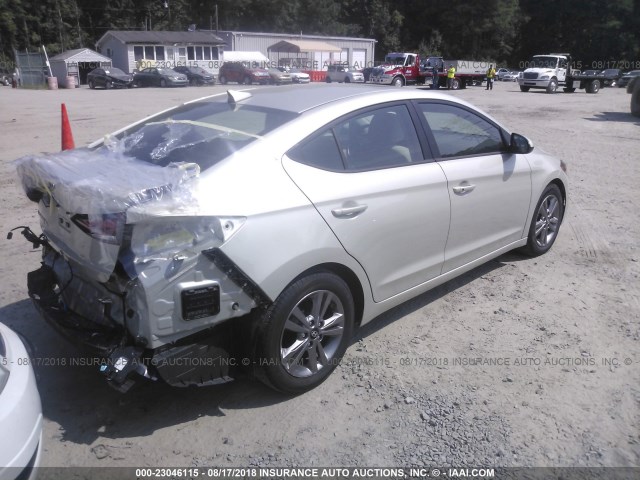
[71,212,126,244]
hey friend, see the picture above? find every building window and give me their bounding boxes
[195,46,203,60]
[134,46,144,61]
[155,46,165,60]
[203,47,211,60]
[144,46,155,59]
[212,47,219,60]
[187,46,194,60]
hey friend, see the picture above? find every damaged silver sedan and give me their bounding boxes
[14,86,568,393]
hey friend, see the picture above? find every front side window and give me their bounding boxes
[134,46,144,61]
[417,103,504,158]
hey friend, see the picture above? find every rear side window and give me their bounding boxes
[288,103,425,171]
[417,103,504,158]
[288,130,344,170]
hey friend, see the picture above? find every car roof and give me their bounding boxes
[192,85,480,115]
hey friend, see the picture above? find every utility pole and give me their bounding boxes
[74,1,82,48]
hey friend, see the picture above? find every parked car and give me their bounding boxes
[0,67,11,86]
[600,69,622,87]
[268,68,292,85]
[277,67,309,84]
[617,70,640,88]
[582,69,601,76]
[325,64,365,83]
[15,86,567,395]
[496,68,511,81]
[87,67,133,89]
[133,67,187,87]
[0,322,42,480]
[173,66,215,86]
[502,71,520,82]
[218,62,270,85]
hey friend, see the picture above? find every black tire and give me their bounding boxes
[392,76,404,87]
[243,76,252,85]
[451,78,460,90]
[520,184,564,257]
[189,78,196,86]
[631,78,640,117]
[160,78,167,88]
[219,75,227,85]
[520,85,530,92]
[88,80,95,89]
[255,272,355,394]
[105,80,112,90]
[326,76,332,83]
[134,80,141,88]
[586,79,600,94]
[546,78,558,93]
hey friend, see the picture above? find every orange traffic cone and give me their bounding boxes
[61,103,75,151]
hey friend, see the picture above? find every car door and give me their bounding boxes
[92,69,103,87]
[283,102,451,302]
[415,101,532,273]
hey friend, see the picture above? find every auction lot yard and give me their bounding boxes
[0,82,638,472]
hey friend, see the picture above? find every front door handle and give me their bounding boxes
[331,204,368,218]
[452,184,476,195]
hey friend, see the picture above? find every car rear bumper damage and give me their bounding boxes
[23,236,259,393]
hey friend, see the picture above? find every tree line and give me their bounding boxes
[1,0,638,70]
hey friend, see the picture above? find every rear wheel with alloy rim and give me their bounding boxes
[521,184,564,256]
[255,273,354,394]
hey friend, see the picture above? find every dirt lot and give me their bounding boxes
[0,82,638,472]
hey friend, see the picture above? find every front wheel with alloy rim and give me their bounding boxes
[255,273,354,394]
[391,76,404,87]
[521,184,564,257]
[546,78,558,93]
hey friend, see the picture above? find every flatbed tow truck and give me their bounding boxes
[518,53,605,93]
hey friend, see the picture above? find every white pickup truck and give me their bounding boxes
[518,53,603,94]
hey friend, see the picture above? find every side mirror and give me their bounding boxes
[509,133,534,154]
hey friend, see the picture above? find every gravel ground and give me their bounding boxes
[0,81,638,473]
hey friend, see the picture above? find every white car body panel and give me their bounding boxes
[0,323,42,480]
[438,152,532,272]
[283,157,450,302]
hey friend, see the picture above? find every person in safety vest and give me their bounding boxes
[486,64,496,90]
[447,65,456,89]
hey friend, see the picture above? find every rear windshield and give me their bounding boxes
[100,101,298,170]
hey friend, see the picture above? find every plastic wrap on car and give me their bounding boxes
[15,147,200,215]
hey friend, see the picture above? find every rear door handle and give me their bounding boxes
[452,184,476,194]
[331,204,368,218]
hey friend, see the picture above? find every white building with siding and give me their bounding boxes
[95,31,226,74]
[216,30,376,70]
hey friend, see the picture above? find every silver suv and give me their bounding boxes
[325,64,364,83]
